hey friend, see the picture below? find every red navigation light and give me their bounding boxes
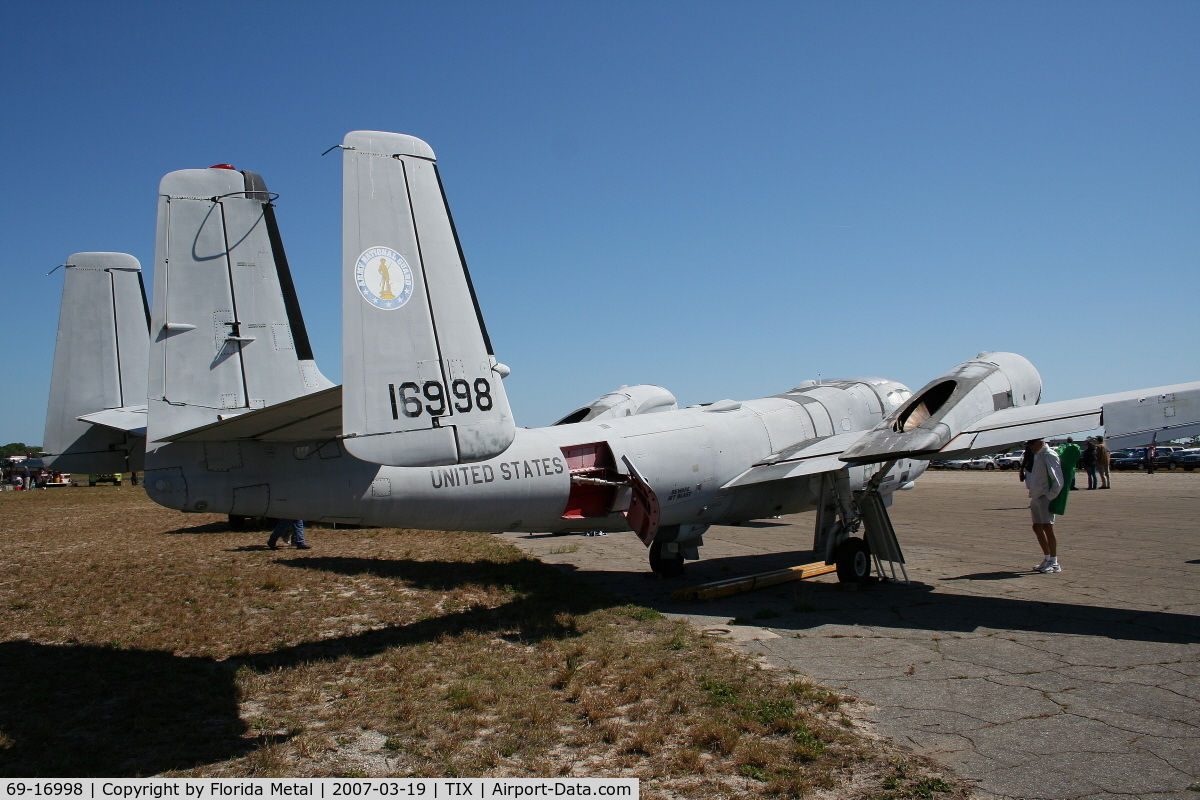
[208,164,237,170]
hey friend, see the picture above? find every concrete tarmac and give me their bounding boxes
[496,470,1200,800]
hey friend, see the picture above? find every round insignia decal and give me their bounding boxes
[355,246,414,310]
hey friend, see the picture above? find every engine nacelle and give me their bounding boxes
[840,352,1042,464]
[553,384,678,425]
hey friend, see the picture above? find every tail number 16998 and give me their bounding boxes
[387,378,493,419]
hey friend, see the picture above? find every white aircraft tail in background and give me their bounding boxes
[43,252,149,474]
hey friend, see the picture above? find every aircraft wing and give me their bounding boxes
[77,406,148,437]
[726,381,1200,488]
[161,386,342,443]
[927,382,1200,458]
[722,431,870,488]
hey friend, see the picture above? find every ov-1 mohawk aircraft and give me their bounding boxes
[44,131,1200,580]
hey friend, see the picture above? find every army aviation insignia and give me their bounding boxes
[355,246,414,310]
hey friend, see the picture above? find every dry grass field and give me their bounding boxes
[0,487,964,798]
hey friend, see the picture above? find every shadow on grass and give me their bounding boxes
[237,555,622,671]
[162,521,232,535]
[275,555,585,593]
[0,641,281,777]
[0,555,621,776]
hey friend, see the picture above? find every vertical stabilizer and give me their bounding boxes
[147,166,332,443]
[43,252,149,472]
[341,131,515,467]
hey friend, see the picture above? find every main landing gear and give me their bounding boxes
[648,542,686,577]
[833,536,872,583]
[815,467,909,584]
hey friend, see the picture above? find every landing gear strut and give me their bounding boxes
[815,466,909,584]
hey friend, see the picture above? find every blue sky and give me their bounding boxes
[2,1,1197,443]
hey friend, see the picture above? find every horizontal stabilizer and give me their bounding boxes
[722,431,868,488]
[341,131,515,467]
[78,405,148,436]
[163,386,341,443]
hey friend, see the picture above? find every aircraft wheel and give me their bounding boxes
[834,537,872,583]
[648,542,686,577]
[228,514,247,531]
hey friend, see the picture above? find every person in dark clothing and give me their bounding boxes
[268,519,309,550]
[1144,444,1157,475]
[1081,440,1098,490]
[1019,444,1034,483]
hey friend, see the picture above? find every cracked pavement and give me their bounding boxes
[496,470,1200,799]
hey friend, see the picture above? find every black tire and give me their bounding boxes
[834,537,872,583]
[228,514,247,531]
[986,463,996,470]
[648,542,686,577]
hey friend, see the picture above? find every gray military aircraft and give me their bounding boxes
[43,131,1200,580]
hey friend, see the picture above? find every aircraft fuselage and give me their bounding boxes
[143,378,925,541]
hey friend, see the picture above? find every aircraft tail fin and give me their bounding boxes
[147,166,333,443]
[340,131,515,466]
[43,253,150,473]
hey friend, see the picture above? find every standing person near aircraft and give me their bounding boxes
[1025,439,1064,573]
[1059,437,1081,493]
[1081,439,1098,490]
[1050,437,1080,523]
[1144,443,1157,474]
[1095,436,1111,489]
[269,520,309,550]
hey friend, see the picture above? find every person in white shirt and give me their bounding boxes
[1024,438,1065,573]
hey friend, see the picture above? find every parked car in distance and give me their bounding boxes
[1168,448,1200,471]
[1111,449,1144,470]
[942,458,972,470]
[994,452,1024,470]
[86,473,123,486]
[966,455,998,470]
[1175,451,1200,471]
[1111,446,1193,470]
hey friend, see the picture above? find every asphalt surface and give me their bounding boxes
[496,469,1200,800]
